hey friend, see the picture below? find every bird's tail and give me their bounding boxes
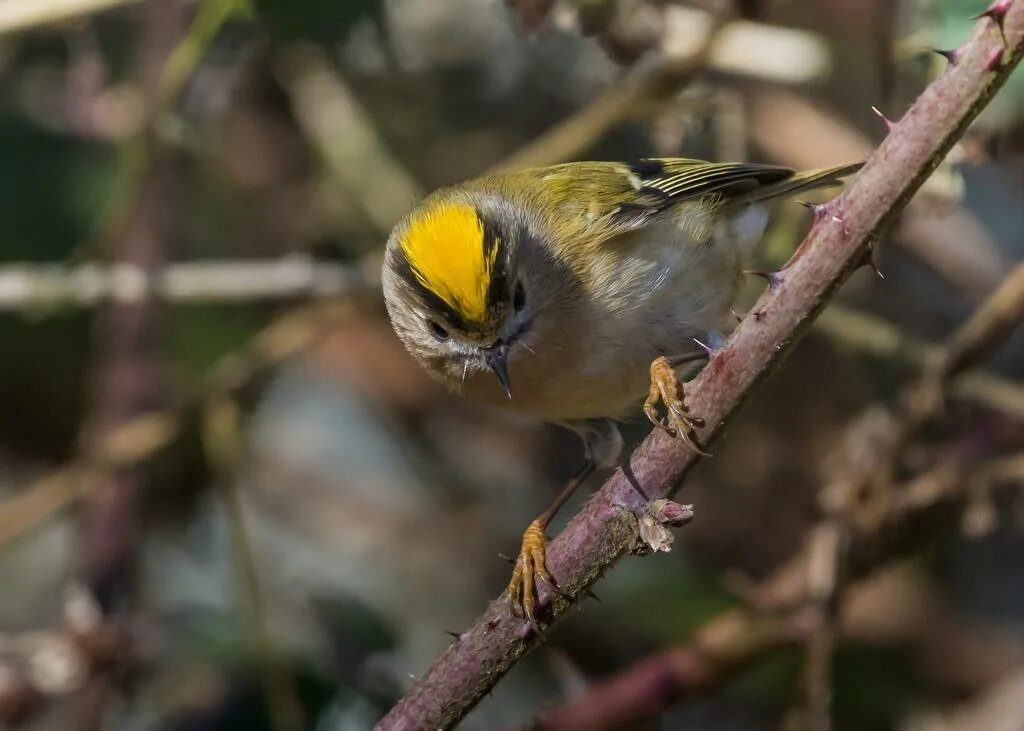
[742,162,863,205]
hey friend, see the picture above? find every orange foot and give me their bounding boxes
[506,519,558,631]
[644,356,708,455]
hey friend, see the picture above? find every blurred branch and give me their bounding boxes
[0,258,365,310]
[378,7,1024,729]
[76,0,191,621]
[767,265,1024,655]
[814,305,1024,421]
[492,4,830,173]
[277,46,423,234]
[525,608,820,731]
[156,0,240,106]
[0,0,141,36]
[783,523,843,731]
[489,4,730,174]
[75,0,241,262]
[521,451,1016,731]
[0,302,355,551]
[203,397,304,731]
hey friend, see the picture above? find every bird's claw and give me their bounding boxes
[506,519,560,633]
[644,356,709,456]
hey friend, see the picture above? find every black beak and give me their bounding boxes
[484,341,513,399]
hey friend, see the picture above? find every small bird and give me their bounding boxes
[381,157,859,627]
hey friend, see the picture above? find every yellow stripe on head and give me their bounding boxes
[400,201,499,326]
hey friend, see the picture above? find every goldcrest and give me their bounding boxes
[381,157,859,625]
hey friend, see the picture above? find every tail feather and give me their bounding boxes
[742,162,862,205]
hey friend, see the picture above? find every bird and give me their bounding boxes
[381,157,860,627]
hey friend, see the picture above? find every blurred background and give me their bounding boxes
[0,0,1023,729]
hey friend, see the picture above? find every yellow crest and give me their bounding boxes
[400,201,498,325]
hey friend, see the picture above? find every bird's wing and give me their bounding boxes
[492,158,795,254]
[471,158,858,256]
[607,158,797,226]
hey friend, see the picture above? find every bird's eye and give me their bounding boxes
[513,281,526,312]
[427,320,449,341]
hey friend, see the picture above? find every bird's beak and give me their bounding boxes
[484,341,513,399]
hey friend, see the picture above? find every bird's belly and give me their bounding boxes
[463,356,651,421]
[462,307,712,422]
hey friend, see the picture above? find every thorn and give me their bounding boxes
[445,630,462,640]
[585,590,602,603]
[691,337,714,355]
[486,618,500,631]
[871,105,897,132]
[498,552,514,564]
[800,199,847,227]
[930,47,962,66]
[974,0,1011,46]
[730,308,743,324]
[746,269,785,290]
[986,47,1005,71]
[798,199,830,220]
[862,248,884,279]
[974,0,1012,26]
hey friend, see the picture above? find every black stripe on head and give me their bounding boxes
[481,215,511,323]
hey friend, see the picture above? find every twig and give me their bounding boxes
[0,258,365,310]
[377,6,1024,729]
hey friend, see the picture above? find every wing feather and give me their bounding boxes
[633,159,794,202]
[467,157,857,257]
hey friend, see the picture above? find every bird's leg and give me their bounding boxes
[506,420,619,630]
[506,459,595,630]
[644,355,709,455]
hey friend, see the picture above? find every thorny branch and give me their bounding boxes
[377,4,1024,729]
[526,258,1024,731]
